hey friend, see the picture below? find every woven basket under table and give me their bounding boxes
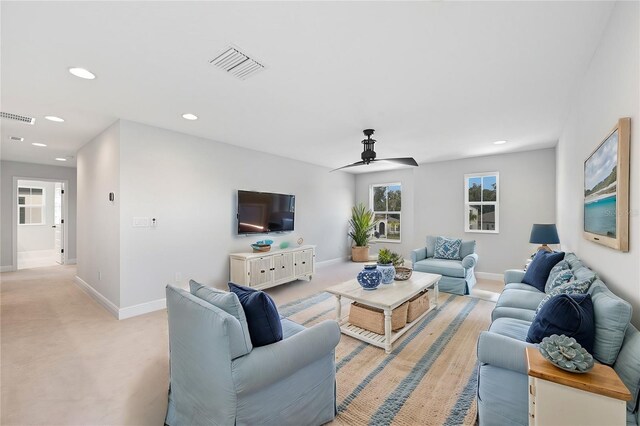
[348,301,408,335]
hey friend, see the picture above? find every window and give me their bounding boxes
[370,183,401,242]
[18,186,45,225]
[464,172,499,233]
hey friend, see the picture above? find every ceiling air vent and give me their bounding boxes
[1,112,36,125]
[210,47,265,80]
[9,136,24,141]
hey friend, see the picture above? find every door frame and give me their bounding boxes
[12,177,69,271]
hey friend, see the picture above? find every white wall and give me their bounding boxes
[0,160,77,269]
[356,148,557,274]
[77,122,121,307]
[77,120,355,313]
[17,180,55,252]
[556,2,640,325]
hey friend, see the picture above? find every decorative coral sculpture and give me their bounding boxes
[539,334,594,373]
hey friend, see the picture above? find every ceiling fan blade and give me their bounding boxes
[375,157,419,167]
[330,160,366,172]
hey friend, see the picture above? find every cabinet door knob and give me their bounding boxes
[282,266,285,269]
[260,270,265,273]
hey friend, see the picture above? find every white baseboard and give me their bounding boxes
[316,256,350,267]
[74,276,119,318]
[66,258,77,265]
[0,265,15,272]
[118,298,166,320]
[476,271,504,282]
[74,275,166,320]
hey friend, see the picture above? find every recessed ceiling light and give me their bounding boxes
[69,67,96,80]
[45,116,65,123]
[32,142,47,147]
[182,113,198,121]
[9,136,24,142]
[493,140,507,145]
[55,157,67,161]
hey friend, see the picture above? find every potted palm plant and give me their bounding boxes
[349,203,377,262]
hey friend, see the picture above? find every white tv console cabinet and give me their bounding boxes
[229,245,315,290]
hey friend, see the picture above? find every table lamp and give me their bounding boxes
[529,224,560,252]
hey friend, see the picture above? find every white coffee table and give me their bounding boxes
[326,271,441,353]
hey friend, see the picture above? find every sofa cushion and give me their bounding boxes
[426,235,437,258]
[189,280,253,355]
[522,250,565,292]
[434,236,462,260]
[564,252,583,270]
[281,317,305,339]
[544,260,570,292]
[505,283,544,293]
[527,294,595,354]
[491,306,536,323]
[535,276,594,315]
[614,325,640,413]
[489,317,531,341]
[496,289,547,311]
[588,280,632,365]
[413,258,465,278]
[229,283,283,347]
[459,239,476,259]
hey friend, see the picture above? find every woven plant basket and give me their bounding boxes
[349,302,408,335]
[406,290,430,323]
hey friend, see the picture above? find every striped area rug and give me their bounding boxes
[279,291,495,426]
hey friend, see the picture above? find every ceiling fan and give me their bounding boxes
[331,129,418,172]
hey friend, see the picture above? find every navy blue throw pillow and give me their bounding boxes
[228,282,283,347]
[522,250,565,292]
[526,293,595,354]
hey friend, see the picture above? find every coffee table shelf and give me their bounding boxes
[326,271,441,353]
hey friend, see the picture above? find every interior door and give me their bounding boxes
[53,183,64,264]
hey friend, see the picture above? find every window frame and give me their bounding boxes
[464,172,499,234]
[17,186,46,226]
[369,182,402,244]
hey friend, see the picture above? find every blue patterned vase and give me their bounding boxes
[377,263,396,284]
[357,265,382,291]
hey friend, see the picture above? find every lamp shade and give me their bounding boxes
[529,224,560,244]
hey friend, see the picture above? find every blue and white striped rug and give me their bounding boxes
[279,291,494,426]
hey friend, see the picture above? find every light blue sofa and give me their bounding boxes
[165,285,341,426]
[476,253,640,426]
[411,236,478,295]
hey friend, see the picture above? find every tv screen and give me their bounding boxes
[237,190,295,234]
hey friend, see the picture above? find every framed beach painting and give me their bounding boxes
[583,117,630,252]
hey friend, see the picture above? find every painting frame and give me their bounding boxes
[583,117,630,252]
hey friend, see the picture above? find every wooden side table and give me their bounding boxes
[526,347,631,426]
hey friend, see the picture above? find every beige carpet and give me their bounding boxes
[1,263,501,425]
[280,291,494,426]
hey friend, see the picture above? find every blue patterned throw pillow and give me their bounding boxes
[544,260,570,293]
[545,269,574,293]
[433,236,462,260]
[535,276,596,316]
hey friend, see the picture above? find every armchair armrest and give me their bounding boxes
[462,253,478,269]
[411,247,427,265]
[231,320,340,395]
[504,269,526,285]
[477,331,536,375]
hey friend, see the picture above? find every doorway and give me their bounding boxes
[15,179,66,270]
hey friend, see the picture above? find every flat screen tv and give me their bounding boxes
[237,190,295,234]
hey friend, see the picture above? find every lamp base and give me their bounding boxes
[537,244,553,252]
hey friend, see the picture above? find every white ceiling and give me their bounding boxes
[0,1,613,171]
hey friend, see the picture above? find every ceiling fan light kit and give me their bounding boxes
[331,129,419,172]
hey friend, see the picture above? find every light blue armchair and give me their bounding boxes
[411,236,478,295]
[165,285,341,426]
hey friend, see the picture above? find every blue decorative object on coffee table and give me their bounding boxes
[377,263,395,284]
[539,334,594,373]
[357,265,382,290]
